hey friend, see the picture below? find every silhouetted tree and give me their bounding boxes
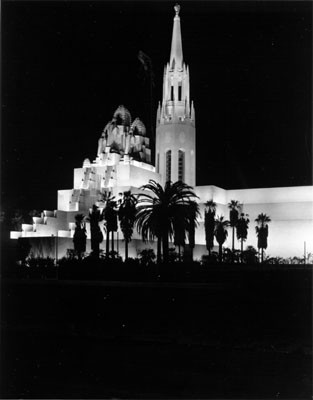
[73,213,87,259]
[242,245,258,264]
[103,196,118,256]
[138,248,156,267]
[118,191,137,260]
[214,215,230,263]
[173,212,185,261]
[228,200,240,253]
[88,205,103,257]
[186,200,200,261]
[237,213,250,260]
[136,180,198,264]
[204,200,216,255]
[255,213,271,263]
[17,237,31,263]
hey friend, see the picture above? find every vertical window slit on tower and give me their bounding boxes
[171,86,174,101]
[178,150,184,182]
[178,85,182,101]
[166,150,171,182]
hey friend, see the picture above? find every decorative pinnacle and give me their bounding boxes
[174,3,180,16]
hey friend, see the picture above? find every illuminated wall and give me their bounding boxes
[194,185,313,258]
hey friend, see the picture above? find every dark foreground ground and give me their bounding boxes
[1,270,312,399]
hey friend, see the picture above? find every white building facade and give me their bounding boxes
[10,5,313,260]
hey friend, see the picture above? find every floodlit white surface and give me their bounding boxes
[22,224,34,232]
[58,230,72,238]
[10,231,22,239]
[226,185,313,204]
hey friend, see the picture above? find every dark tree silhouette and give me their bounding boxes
[17,237,31,263]
[228,200,240,253]
[88,205,103,257]
[204,200,216,255]
[138,248,156,267]
[243,245,258,264]
[214,215,230,263]
[103,196,118,256]
[136,180,198,264]
[255,213,271,263]
[118,191,137,260]
[73,213,87,259]
[236,213,250,260]
[186,200,200,261]
[173,211,186,261]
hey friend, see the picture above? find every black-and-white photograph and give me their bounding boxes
[1,1,312,398]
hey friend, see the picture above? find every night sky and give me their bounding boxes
[2,1,312,213]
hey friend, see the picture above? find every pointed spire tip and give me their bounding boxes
[174,3,180,16]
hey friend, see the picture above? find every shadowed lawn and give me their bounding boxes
[1,271,312,398]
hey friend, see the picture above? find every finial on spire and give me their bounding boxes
[174,3,180,16]
[170,3,183,70]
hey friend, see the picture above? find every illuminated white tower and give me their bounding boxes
[155,3,196,187]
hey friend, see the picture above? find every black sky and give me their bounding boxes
[2,1,312,212]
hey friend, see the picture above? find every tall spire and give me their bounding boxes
[170,4,183,71]
[155,3,196,188]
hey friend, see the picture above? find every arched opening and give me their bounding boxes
[178,84,182,101]
[170,86,174,101]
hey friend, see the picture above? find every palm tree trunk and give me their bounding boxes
[190,246,194,262]
[106,230,110,256]
[261,248,264,264]
[157,237,161,264]
[232,226,235,252]
[93,241,99,258]
[219,244,223,263]
[125,240,128,260]
[241,239,243,263]
[162,231,169,264]
[111,231,114,252]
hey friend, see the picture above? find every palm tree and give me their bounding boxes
[136,180,198,264]
[172,200,199,261]
[214,215,230,263]
[186,200,200,261]
[255,213,271,263]
[118,191,137,260]
[173,212,186,261]
[228,200,240,253]
[236,213,250,260]
[103,196,118,256]
[88,205,104,257]
[73,213,87,259]
[204,200,216,255]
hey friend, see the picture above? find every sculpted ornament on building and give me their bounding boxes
[96,105,151,165]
